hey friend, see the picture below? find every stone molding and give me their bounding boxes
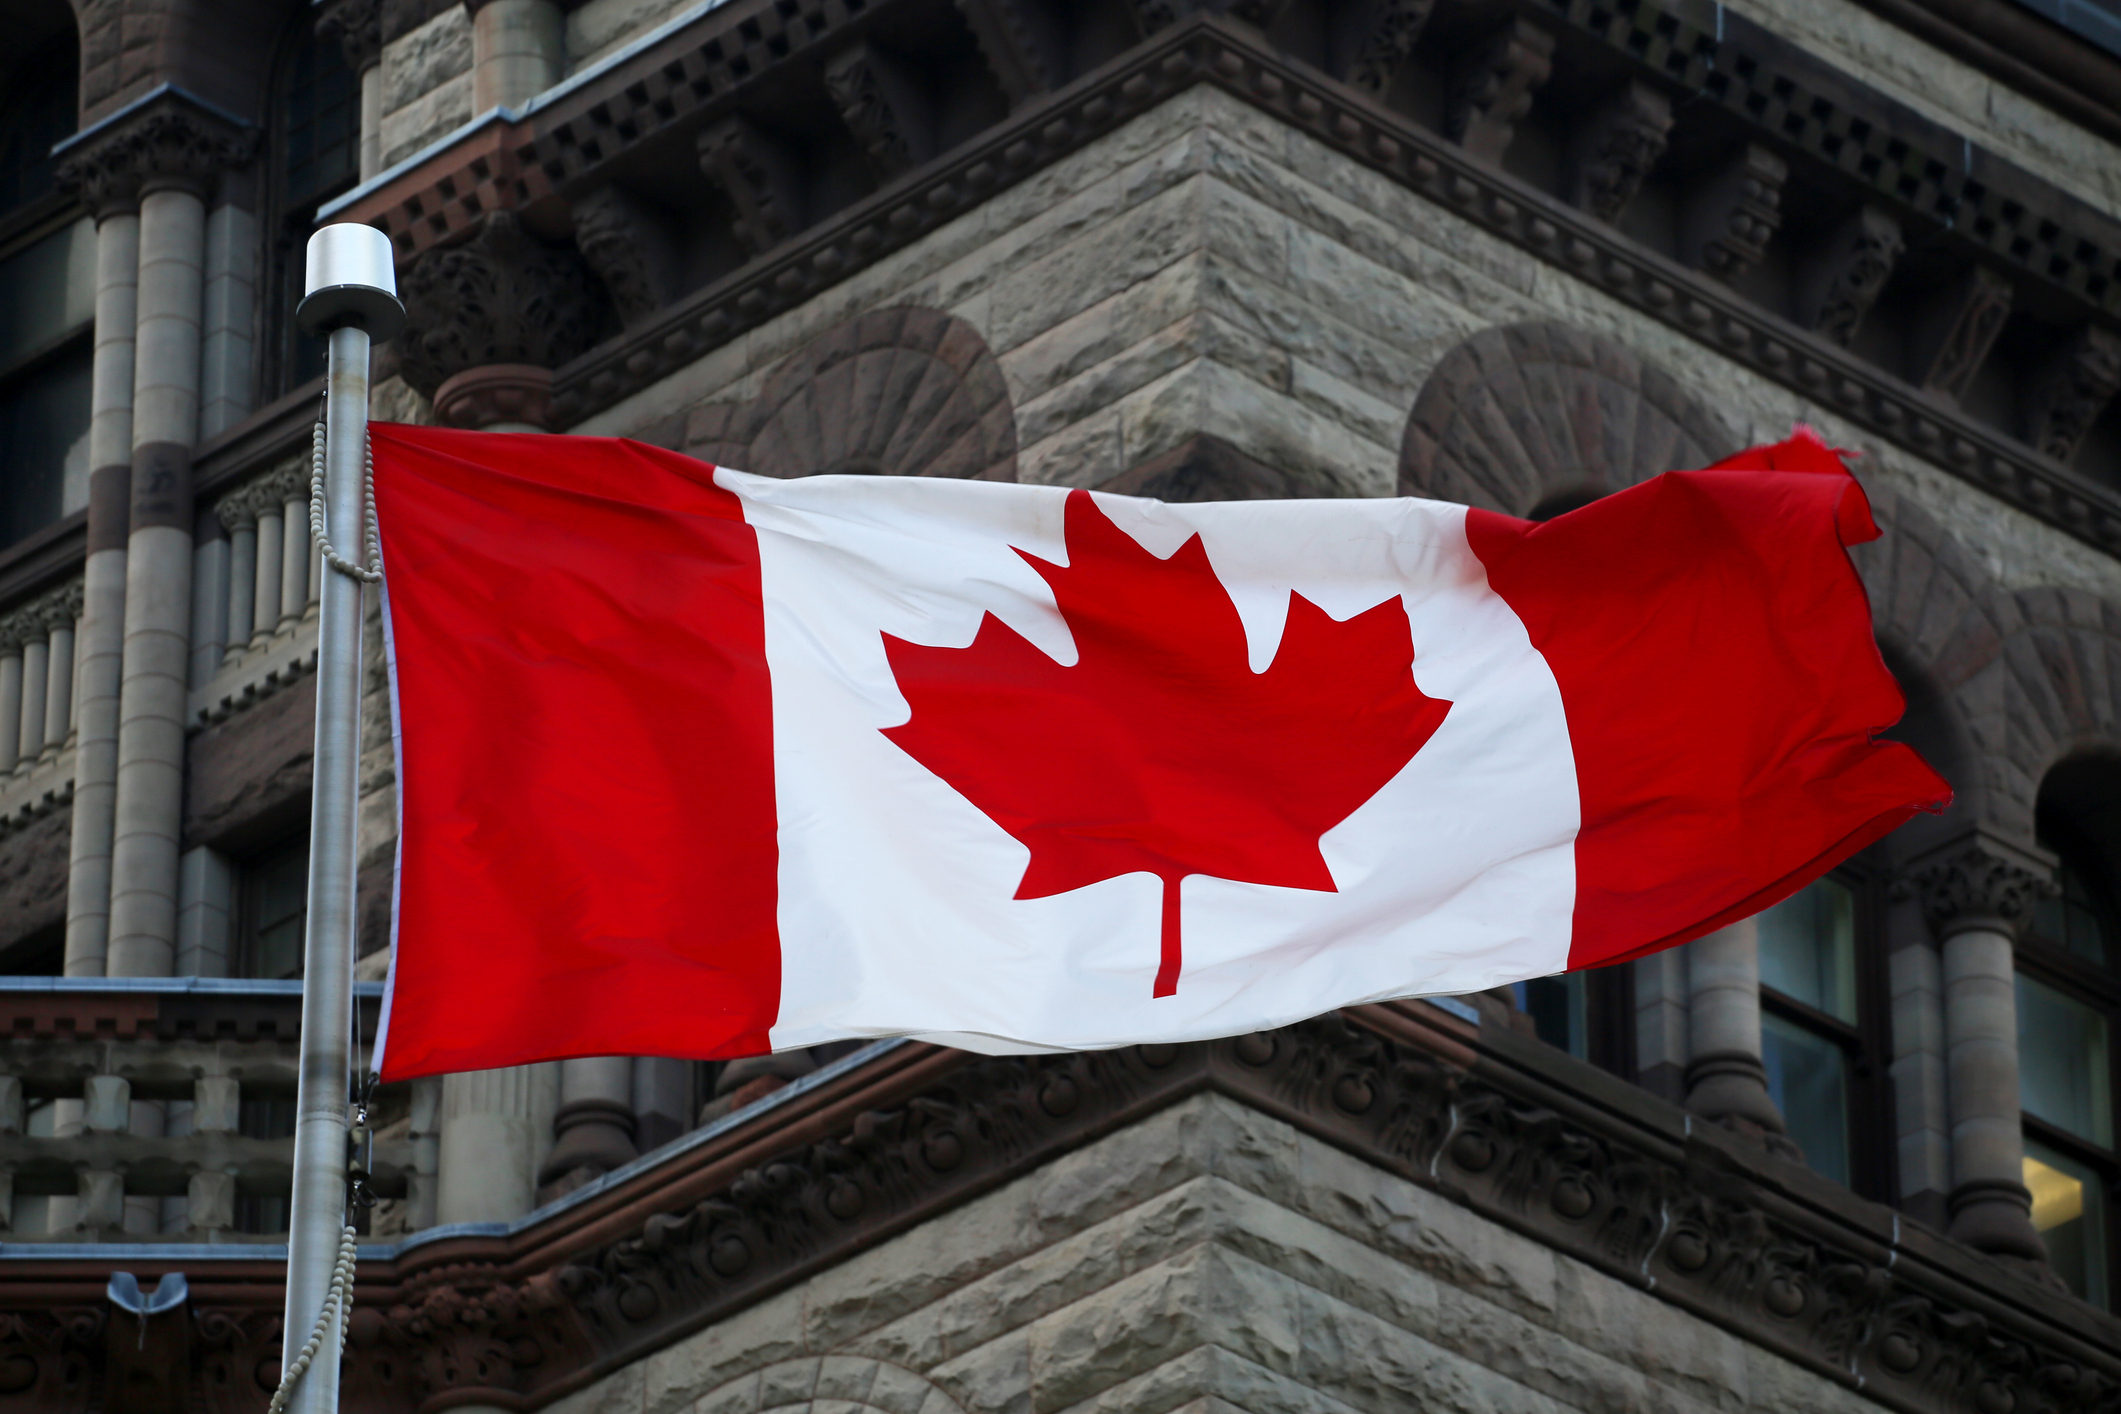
[693,1356,967,1414]
[1913,833,2059,939]
[432,364,556,429]
[396,211,612,399]
[213,458,310,534]
[53,87,257,217]
[5,1004,2119,1413]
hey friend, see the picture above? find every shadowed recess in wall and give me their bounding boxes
[1399,322,1739,518]
[676,307,1017,483]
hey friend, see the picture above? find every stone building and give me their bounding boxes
[1,0,2120,1409]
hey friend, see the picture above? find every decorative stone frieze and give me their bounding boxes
[1562,80,1671,225]
[53,88,258,217]
[1444,17,1555,164]
[395,210,611,401]
[2027,325,2121,466]
[1795,205,1905,348]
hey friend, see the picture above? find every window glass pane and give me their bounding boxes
[1762,1013,1851,1184]
[246,844,310,979]
[0,340,92,548]
[2025,1139,2110,1310]
[2034,862,2109,967]
[1513,973,1587,1057]
[1759,878,1858,1022]
[284,36,358,208]
[0,219,95,369]
[2017,973,2114,1147]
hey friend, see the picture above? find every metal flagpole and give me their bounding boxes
[275,225,405,1414]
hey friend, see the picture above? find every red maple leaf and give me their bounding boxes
[881,490,1452,997]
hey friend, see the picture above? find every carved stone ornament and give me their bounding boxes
[824,42,935,181]
[1679,143,1788,283]
[1444,18,1555,164]
[316,0,386,73]
[1563,81,1672,225]
[1339,0,1437,94]
[1796,205,1905,348]
[2027,324,2121,465]
[54,90,258,217]
[680,306,1017,482]
[395,210,613,400]
[951,0,1065,104]
[571,186,679,327]
[1915,839,2058,938]
[433,363,555,429]
[697,115,807,257]
[215,458,310,532]
[1916,265,2014,404]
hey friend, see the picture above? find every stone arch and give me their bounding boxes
[691,1356,969,1414]
[1397,322,1739,514]
[683,307,1017,482]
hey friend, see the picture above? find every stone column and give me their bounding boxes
[538,1057,637,1198]
[106,180,208,981]
[437,1064,558,1224]
[55,191,139,977]
[56,95,253,982]
[467,0,564,112]
[1684,918,1801,1156]
[318,0,386,183]
[1916,833,2053,1263]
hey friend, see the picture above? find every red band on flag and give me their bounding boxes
[1465,432,1951,969]
[372,425,780,1081]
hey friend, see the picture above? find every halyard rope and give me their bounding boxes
[265,1220,359,1414]
[309,418,383,583]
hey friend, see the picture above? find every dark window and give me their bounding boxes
[0,214,93,548]
[2019,767,2121,1310]
[240,839,310,980]
[0,34,77,220]
[262,27,361,397]
[1511,959,1633,1073]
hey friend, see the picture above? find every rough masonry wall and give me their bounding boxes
[539,1091,1880,1414]
[572,84,2121,604]
[380,5,473,170]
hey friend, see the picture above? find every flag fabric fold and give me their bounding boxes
[367,424,1946,1082]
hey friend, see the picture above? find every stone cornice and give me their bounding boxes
[51,85,258,217]
[1845,0,2121,146]
[4,1001,2117,1414]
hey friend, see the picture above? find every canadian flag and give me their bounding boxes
[368,425,1946,1081]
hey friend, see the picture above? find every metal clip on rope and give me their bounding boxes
[310,417,383,583]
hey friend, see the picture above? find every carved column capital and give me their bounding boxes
[1911,832,2057,940]
[54,89,257,217]
[317,0,386,73]
[397,210,611,403]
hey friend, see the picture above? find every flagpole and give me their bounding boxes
[277,225,404,1414]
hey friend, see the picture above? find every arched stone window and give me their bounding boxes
[2021,756,2121,1308]
[259,15,361,396]
[0,5,85,551]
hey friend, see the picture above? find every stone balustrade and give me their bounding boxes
[0,978,389,1242]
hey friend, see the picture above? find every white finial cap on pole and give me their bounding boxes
[299,223,406,342]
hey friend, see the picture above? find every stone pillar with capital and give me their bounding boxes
[465,0,565,113]
[1683,917,1803,1159]
[1915,831,2055,1264]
